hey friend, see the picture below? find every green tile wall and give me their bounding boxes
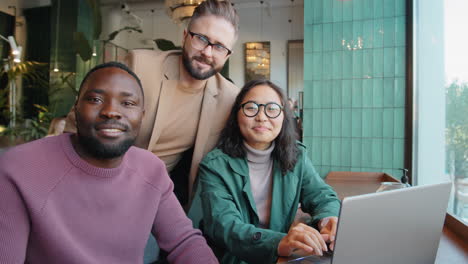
[303,0,406,178]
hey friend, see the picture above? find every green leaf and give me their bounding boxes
[154,39,181,51]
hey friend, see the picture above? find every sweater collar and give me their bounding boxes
[60,133,128,177]
[243,141,275,164]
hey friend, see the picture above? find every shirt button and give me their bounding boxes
[253,232,262,241]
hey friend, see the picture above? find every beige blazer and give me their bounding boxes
[127,49,239,199]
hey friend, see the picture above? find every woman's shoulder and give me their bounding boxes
[202,148,232,164]
[296,141,307,155]
[296,140,306,149]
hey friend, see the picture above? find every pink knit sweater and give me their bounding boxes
[0,134,217,264]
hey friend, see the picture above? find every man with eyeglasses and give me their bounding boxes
[65,0,239,209]
[61,1,237,262]
[126,0,239,208]
[130,2,239,262]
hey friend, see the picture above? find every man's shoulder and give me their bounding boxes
[210,74,240,105]
[125,147,169,187]
[0,136,61,164]
[214,73,239,92]
[0,135,71,202]
[126,146,165,167]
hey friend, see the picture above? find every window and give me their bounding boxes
[413,0,468,224]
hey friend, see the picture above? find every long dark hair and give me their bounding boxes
[218,79,299,175]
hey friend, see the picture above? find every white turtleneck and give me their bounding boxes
[243,141,275,228]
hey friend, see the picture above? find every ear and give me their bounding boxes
[182,29,188,46]
[71,105,78,122]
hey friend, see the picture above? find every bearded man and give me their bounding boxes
[66,0,239,207]
[0,62,218,264]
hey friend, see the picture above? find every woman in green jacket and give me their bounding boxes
[198,79,341,264]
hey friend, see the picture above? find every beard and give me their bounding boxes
[76,118,136,159]
[182,47,221,80]
[76,132,135,159]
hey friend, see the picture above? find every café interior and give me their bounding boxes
[0,0,467,262]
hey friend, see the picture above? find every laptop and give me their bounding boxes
[280,182,451,264]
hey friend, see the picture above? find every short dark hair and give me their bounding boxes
[189,0,239,37]
[217,79,299,175]
[77,61,144,101]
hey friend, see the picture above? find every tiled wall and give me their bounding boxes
[303,0,406,178]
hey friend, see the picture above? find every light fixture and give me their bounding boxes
[165,0,206,24]
[53,0,61,72]
[13,47,22,63]
[92,44,97,57]
[0,34,22,63]
[0,34,21,128]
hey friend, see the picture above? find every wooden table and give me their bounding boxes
[278,171,468,263]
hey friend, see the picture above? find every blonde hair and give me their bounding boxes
[189,0,239,36]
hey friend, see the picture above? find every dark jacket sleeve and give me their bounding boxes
[199,159,284,264]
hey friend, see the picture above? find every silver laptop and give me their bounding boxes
[282,182,451,264]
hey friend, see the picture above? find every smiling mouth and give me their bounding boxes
[100,128,124,132]
[253,126,270,132]
[95,120,128,138]
[195,60,211,68]
[97,128,125,138]
[193,56,213,67]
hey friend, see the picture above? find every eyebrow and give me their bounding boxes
[121,91,136,97]
[85,89,139,99]
[85,88,105,94]
[244,100,281,105]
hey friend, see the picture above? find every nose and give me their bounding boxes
[201,44,213,57]
[255,106,268,121]
[100,101,122,119]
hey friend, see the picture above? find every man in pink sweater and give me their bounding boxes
[0,62,217,264]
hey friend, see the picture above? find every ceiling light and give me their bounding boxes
[165,0,206,24]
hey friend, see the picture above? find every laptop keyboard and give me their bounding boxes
[281,251,333,264]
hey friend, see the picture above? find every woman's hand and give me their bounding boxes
[318,216,339,250]
[277,223,328,257]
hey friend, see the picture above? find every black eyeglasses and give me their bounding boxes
[188,31,232,57]
[240,101,283,119]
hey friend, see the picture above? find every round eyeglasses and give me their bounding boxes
[240,101,283,119]
[188,31,232,57]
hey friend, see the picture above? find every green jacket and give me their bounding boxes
[199,144,340,264]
